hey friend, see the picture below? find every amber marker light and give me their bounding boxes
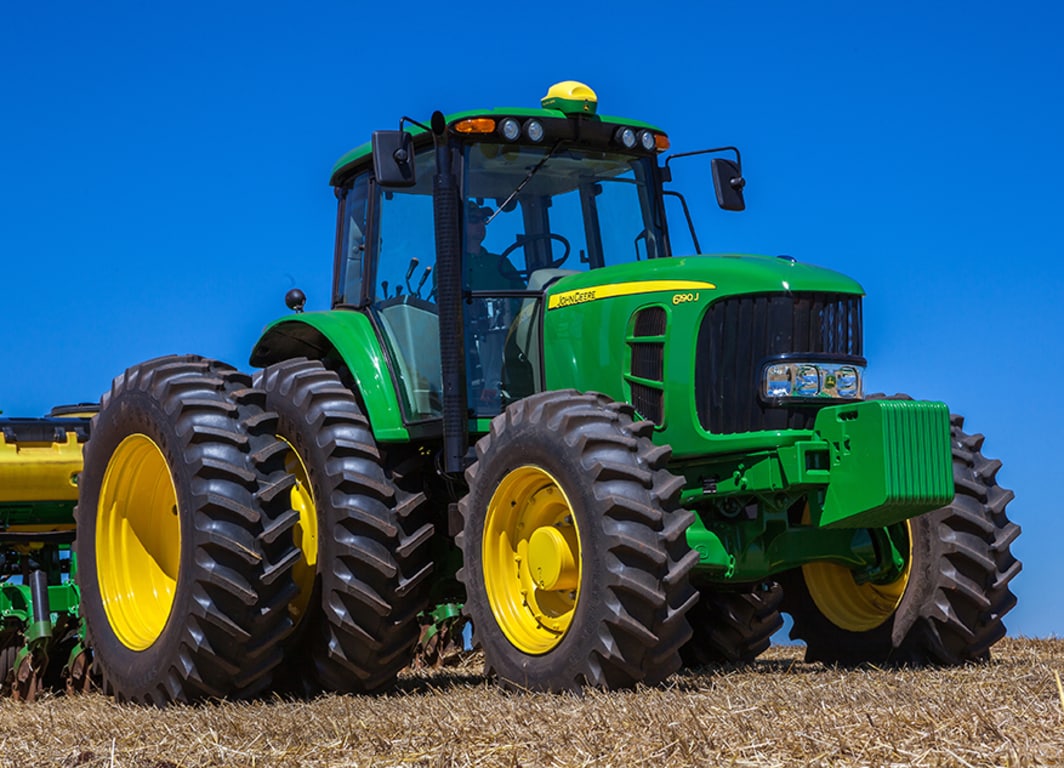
[654,133,670,151]
[454,118,496,134]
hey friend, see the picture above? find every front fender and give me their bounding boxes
[249,310,409,441]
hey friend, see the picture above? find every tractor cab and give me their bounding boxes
[319,82,744,470]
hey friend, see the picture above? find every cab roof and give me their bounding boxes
[329,102,664,187]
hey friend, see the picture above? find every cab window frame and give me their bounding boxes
[331,169,372,309]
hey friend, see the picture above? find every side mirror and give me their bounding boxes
[372,130,416,188]
[711,158,746,211]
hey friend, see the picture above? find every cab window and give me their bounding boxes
[461,144,665,417]
[370,148,442,422]
[335,172,369,306]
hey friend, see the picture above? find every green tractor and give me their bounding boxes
[76,81,1020,703]
[0,405,97,698]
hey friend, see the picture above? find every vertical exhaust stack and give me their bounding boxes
[431,110,468,474]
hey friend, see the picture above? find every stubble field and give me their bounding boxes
[0,638,1060,768]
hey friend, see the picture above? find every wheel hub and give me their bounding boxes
[97,433,181,651]
[483,465,582,654]
[281,438,319,623]
[527,525,579,591]
[803,521,913,632]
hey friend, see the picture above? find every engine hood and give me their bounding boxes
[541,253,864,310]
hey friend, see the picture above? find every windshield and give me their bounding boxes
[461,144,666,417]
[357,142,669,426]
[462,144,666,286]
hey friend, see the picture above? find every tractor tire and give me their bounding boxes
[780,407,1021,665]
[681,584,783,666]
[0,644,15,696]
[75,355,300,704]
[255,358,434,693]
[457,390,698,691]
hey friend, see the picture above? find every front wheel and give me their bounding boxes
[681,584,783,667]
[781,410,1021,665]
[457,391,697,691]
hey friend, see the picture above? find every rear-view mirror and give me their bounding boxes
[373,130,416,188]
[711,157,746,211]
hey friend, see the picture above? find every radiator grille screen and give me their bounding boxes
[630,382,664,425]
[694,292,863,434]
[628,306,667,424]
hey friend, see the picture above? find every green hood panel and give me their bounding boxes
[542,254,864,304]
[539,254,863,458]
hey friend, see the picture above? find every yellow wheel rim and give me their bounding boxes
[483,466,581,654]
[803,521,914,632]
[281,437,319,623]
[97,434,181,651]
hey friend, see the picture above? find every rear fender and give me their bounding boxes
[249,311,408,441]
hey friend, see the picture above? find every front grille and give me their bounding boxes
[630,382,664,425]
[633,306,667,337]
[631,345,664,380]
[695,292,863,434]
[627,306,666,424]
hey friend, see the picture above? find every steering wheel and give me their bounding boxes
[498,233,571,281]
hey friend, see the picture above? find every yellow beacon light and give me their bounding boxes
[541,81,598,116]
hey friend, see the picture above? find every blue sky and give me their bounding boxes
[3,2,1060,638]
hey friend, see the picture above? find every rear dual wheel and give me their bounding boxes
[255,358,434,693]
[76,356,300,704]
[781,410,1021,665]
[458,391,698,691]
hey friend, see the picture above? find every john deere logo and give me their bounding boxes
[548,280,717,311]
[556,289,597,308]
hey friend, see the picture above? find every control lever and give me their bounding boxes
[405,258,420,296]
[416,265,433,298]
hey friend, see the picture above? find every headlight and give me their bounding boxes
[614,126,637,149]
[761,359,865,402]
[524,119,545,142]
[498,118,521,141]
[638,130,655,151]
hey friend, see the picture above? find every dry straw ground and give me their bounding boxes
[0,638,1060,768]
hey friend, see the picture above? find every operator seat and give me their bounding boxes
[503,268,578,400]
